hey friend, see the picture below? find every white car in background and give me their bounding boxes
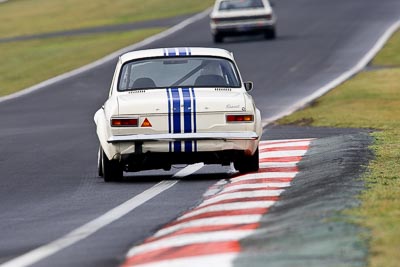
[210,0,277,43]
[94,47,262,182]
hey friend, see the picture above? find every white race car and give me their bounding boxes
[94,47,262,182]
[210,0,277,43]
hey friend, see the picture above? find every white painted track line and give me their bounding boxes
[174,163,204,177]
[122,140,310,266]
[262,20,400,126]
[0,8,212,104]
[123,139,309,264]
[0,180,178,267]
[0,162,204,267]
[0,8,213,266]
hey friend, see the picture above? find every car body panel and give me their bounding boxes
[94,47,262,172]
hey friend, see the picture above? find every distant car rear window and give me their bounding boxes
[118,57,241,90]
[219,0,264,11]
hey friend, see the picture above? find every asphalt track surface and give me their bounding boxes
[0,0,399,266]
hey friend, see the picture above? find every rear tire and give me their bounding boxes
[98,146,103,177]
[234,148,259,174]
[101,149,123,182]
[213,33,223,43]
[264,28,276,39]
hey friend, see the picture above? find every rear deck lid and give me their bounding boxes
[117,88,246,115]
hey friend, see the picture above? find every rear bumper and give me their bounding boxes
[106,132,259,164]
[108,132,259,143]
[211,20,275,35]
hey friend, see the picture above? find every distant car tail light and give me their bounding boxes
[265,14,272,20]
[111,118,138,127]
[211,18,219,23]
[226,115,254,123]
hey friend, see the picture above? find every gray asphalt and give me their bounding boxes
[0,0,399,266]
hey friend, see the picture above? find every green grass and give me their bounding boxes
[372,30,400,67]
[0,28,165,97]
[0,0,213,38]
[278,69,400,129]
[279,31,400,267]
[0,0,214,97]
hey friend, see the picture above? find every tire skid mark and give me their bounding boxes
[122,139,312,266]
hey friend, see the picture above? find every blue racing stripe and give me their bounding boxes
[171,88,181,152]
[166,87,197,153]
[191,87,197,152]
[166,88,172,152]
[184,140,192,153]
[182,88,192,152]
[167,48,176,56]
[164,48,192,57]
[182,88,192,133]
[163,47,192,57]
[178,48,187,56]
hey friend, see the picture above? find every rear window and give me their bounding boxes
[219,0,264,11]
[118,57,241,91]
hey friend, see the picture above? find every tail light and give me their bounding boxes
[265,14,272,20]
[111,118,139,127]
[226,114,254,123]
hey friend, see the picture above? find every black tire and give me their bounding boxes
[98,146,103,177]
[213,33,223,43]
[264,28,276,40]
[234,148,259,174]
[101,149,123,182]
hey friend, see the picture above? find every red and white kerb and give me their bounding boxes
[122,138,313,267]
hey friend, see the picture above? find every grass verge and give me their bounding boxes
[278,30,400,267]
[0,0,214,97]
[0,0,213,38]
[0,28,165,97]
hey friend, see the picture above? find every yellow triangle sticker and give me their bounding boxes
[141,118,152,127]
